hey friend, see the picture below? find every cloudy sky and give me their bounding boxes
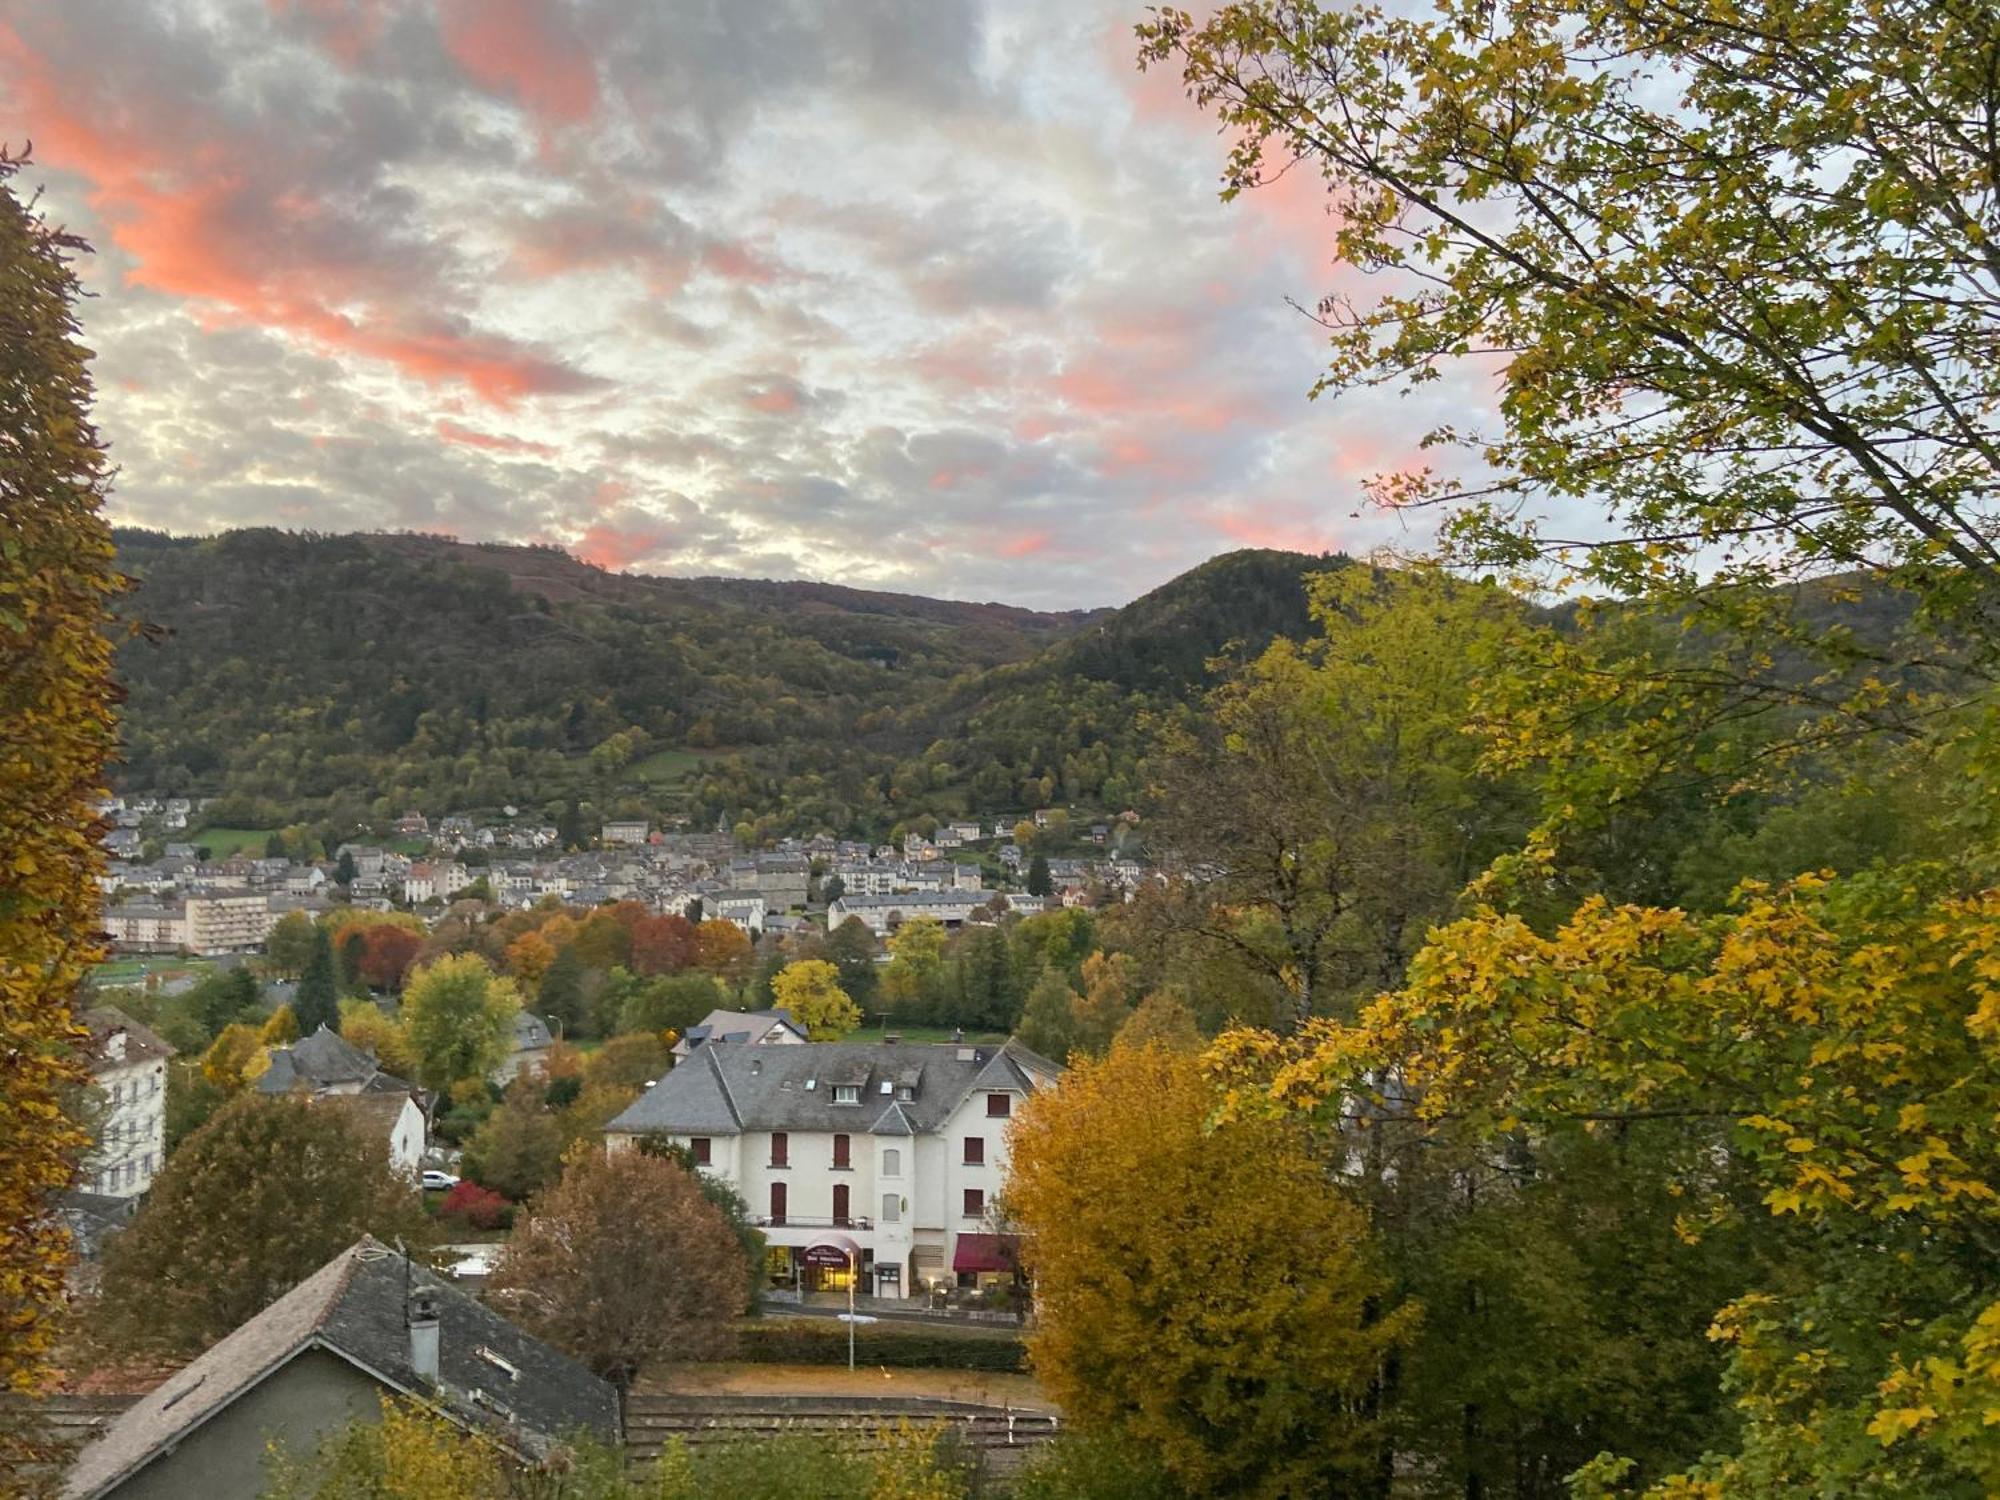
[1,0,1479,608]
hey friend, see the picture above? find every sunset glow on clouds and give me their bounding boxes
[1,0,1484,607]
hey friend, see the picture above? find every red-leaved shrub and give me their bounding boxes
[439,1180,512,1231]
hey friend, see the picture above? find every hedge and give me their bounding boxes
[735,1318,1027,1373]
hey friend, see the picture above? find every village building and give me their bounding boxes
[79,1008,174,1199]
[671,1007,809,1060]
[604,1039,1059,1300]
[61,1238,618,1500]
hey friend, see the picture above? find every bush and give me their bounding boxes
[736,1318,1026,1372]
[437,1180,512,1231]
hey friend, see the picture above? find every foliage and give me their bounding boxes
[585,1033,671,1089]
[295,925,341,1036]
[692,919,754,980]
[1012,1432,1189,1500]
[770,959,863,1040]
[1110,992,1201,1053]
[436,1180,511,1232]
[262,1396,509,1500]
[488,1148,749,1388]
[636,1135,767,1313]
[264,909,318,979]
[629,913,698,976]
[1027,855,1052,897]
[400,954,521,1093]
[1015,968,1082,1063]
[609,970,727,1037]
[1008,1042,1412,1497]
[0,147,121,1401]
[259,1003,299,1046]
[824,917,880,1007]
[536,945,588,1038]
[338,999,417,1080]
[732,1318,1026,1372]
[460,1084,567,1202]
[201,1022,271,1093]
[93,1093,430,1357]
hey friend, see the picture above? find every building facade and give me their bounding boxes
[80,1008,175,1198]
[604,1040,1058,1298]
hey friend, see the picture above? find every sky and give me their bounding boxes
[0,0,1483,609]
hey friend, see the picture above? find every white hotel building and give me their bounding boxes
[605,1040,1059,1298]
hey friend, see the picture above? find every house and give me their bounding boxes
[102,828,141,859]
[671,1007,809,1060]
[606,1040,1060,1300]
[102,900,187,954]
[402,860,471,904]
[183,894,274,955]
[61,1238,619,1500]
[710,889,768,935]
[395,810,429,836]
[601,819,649,846]
[491,1011,554,1087]
[751,854,811,908]
[79,1008,174,1199]
[315,1092,427,1180]
[947,821,983,844]
[258,1025,415,1098]
[951,863,984,892]
[825,889,1002,937]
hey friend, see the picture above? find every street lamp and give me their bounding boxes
[802,1231,867,1370]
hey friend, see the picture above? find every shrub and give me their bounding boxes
[736,1318,1026,1372]
[438,1180,511,1231]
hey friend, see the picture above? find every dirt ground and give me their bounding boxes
[641,1361,1055,1412]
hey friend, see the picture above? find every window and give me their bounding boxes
[963,1188,985,1218]
[881,1148,901,1178]
[963,1136,985,1166]
[833,1084,860,1106]
[770,1132,788,1168]
[898,1085,915,1101]
[987,1092,1011,1118]
[881,1192,901,1224]
[690,1137,711,1166]
[769,1182,787,1224]
[832,1134,851,1170]
[833,1183,851,1226]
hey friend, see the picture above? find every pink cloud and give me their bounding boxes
[573,519,673,571]
[436,0,598,129]
[743,381,801,415]
[998,530,1052,558]
[435,419,558,458]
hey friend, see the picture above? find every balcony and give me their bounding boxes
[753,1215,874,1231]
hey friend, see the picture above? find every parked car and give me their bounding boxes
[421,1170,460,1192]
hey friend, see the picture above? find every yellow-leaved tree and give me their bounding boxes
[0,147,122,1405]
[1007,1041,1413,1498]
[772,958,862,1040]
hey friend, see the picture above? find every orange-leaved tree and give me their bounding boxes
[0,147,123,1400]
[1007,1042,1412,1498]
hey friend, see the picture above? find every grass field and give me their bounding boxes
[633,748,711,784]
[187,825,277,857]
[90,954,222,988]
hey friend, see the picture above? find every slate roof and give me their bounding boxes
[677,1008,805,1052]
[64,1238,618,1498]
[606,1040,1059,1139]
[78,1009,175,1074]
[258,1024,416,1097]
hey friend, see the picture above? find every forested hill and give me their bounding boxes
[108,529,1345,836]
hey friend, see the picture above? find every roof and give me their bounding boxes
[678,1009,804,1051]
[78,1008,176,1074]
[64,1239,618,1498]
[314,1091,419,1148]
[270,1025,378,1086]
[606,1040,1059,1140]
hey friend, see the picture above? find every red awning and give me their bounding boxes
[951,1233,1021,1274]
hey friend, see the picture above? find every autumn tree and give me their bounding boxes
[1112,992,1201,1053]
[694,918,754,981]
[263,1396,514,1500]
[586,1032,672,1090]
[771,959,862,1040]
[92,1093,429,1357]
[200,1023,270,1094]
[881,916,947,1014]
[295,925,341,1036]
[337,998,417,1080]
[488,1149,749,1389]
[1008,1043,1411,1497]
[630,912,699,976]
[356,924,422,991]
[263,909,318,980]
[1015,968,1082,1063]
[258,1004,299,1047]
[460,1084,566,1202]
[0,148,122,1402]
[399,954,521,1094]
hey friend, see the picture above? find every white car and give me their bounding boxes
[420,1170,460,1192]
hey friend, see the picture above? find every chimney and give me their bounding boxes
[407,1288,440,1384]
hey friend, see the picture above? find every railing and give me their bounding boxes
[755,1214,875,1231]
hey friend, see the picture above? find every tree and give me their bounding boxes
[586,1033,672,1090]
[1015,968,1082,1063]
[0,148,122,1403]
[258,1004,299,1046]
[536,944,588,1038]
[824,916,880,1007]
[630,913,699,976]
[694,919,754,980]
[263,1396,511,1500]
[882,916,947,1015]
[487,1149,749,1389]
[821,873,845,906]
[295,925,341,1036]
[92,1094,428,1357]
[1068,952,1134,1058]
[1214,870,2000,1494]
[504,929,557,987]
[357,924,422,991]
[334,849,357,887]
[195,966,261,1036]
[771,960,863,1041]
[264,910,318,979]
[1111,992,1201,1053]
[337,999,416,1081]
[615,972,728,1037]
[200,1023,270,1093]
[1027,855,1052,897]
[459,1085,566,1202]
[1008,1043,1411,1498]
[637,1136,768,1315]
[399,955,521,1094]
[1139,0,2000,660]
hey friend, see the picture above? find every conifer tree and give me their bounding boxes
[295,926,341,1036]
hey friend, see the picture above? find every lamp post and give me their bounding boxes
[803,1230,867,1372]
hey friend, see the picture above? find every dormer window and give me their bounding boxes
[833,1084,860,1106]
[898,1085,915,1101]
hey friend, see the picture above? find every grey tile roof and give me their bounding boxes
[64,1239,617,1498]
[605,1040,1058,1140]
[78,1009,176,1072]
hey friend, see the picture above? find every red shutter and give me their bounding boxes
[691,1137,711,1165]
[771,1131,788,1167]
[963,1188,984,1218]
[833,1133,850,1169]
[964,1136,984,1165]
[987,1093,1011,1117]
[770,1181,787,1225]
[834,1183,850,1226]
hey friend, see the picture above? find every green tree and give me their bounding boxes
[824,916,880,1008]
[536,944,587,1039]
[882,916,947,1016]
[487,1149,750,1390]
[770,959,863,1041]
[195,966,262,1036]
[92,1094,428,1358]
[264,910,318,979]
[614,972,728,1037]
[399,955,521,1094]
[0,147,122,1405]
[459,1085,565,1202]
[1015,968,1081,1063]
[1009,1043,1411,1497]
[334,849,357,886]
[1027,855,1052,897]
[295,925,341,1037]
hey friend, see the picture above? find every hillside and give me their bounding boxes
[109,530,1341,838]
